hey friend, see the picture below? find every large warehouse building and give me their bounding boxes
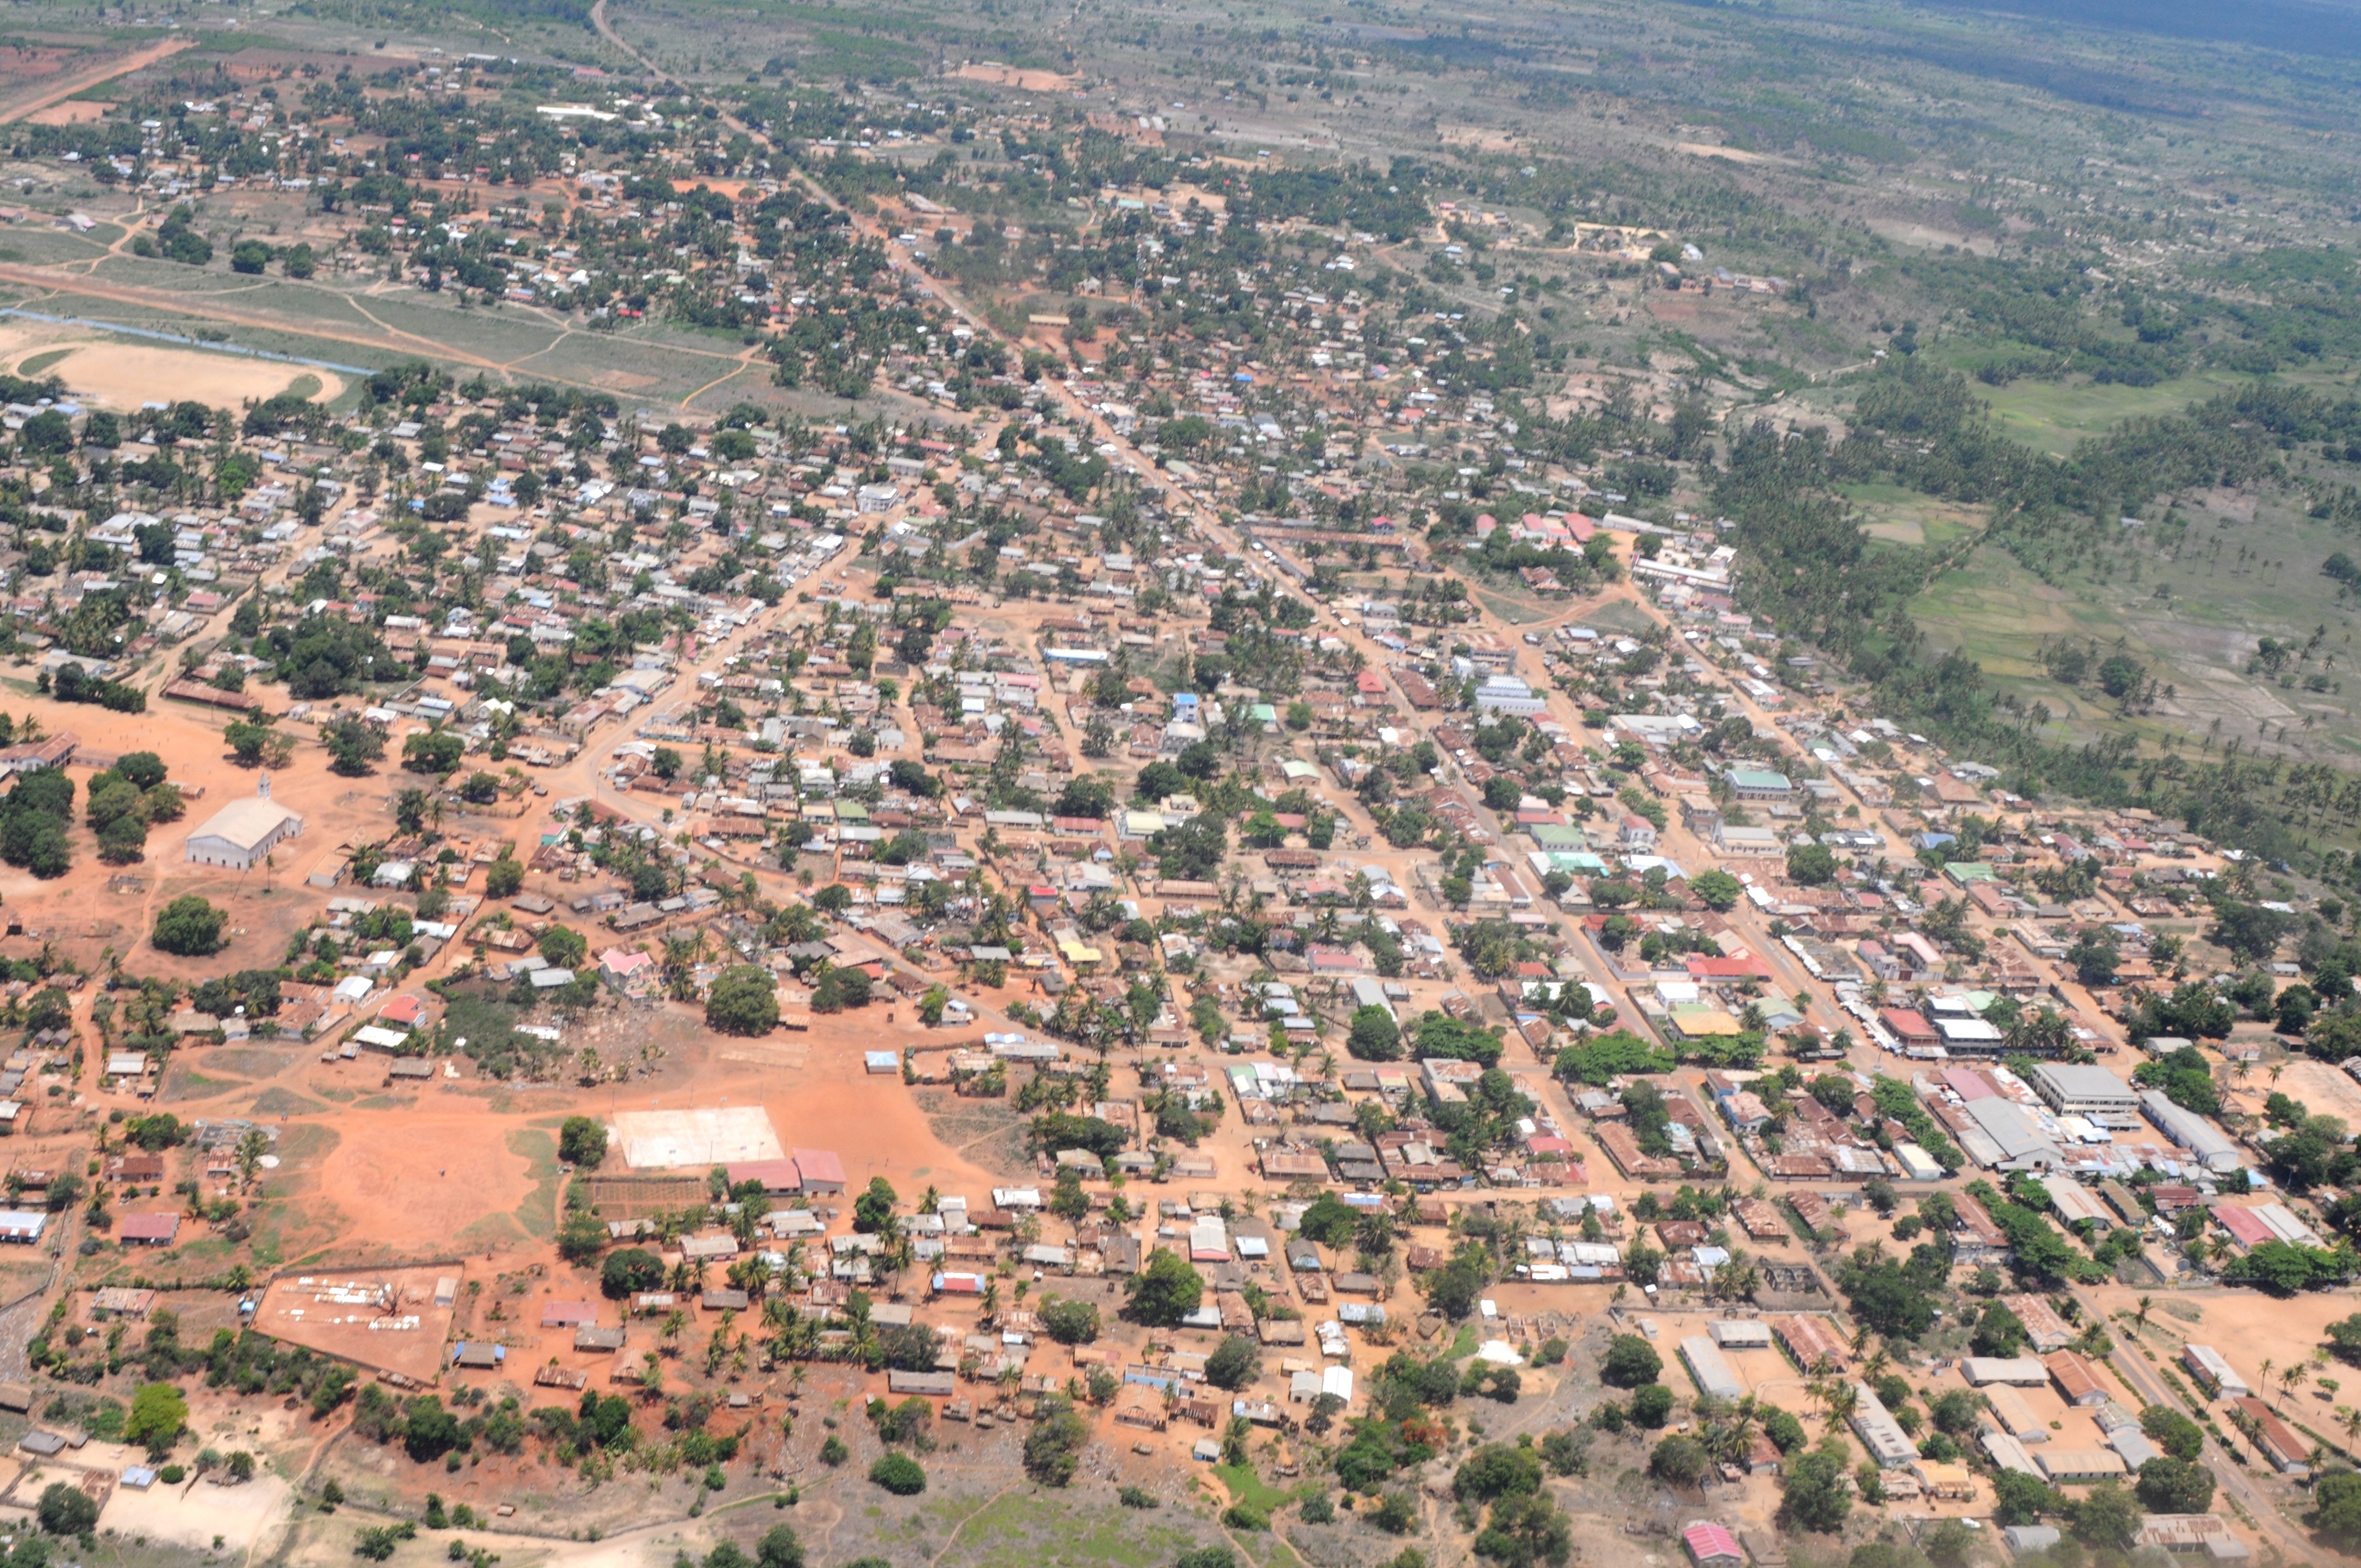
[184,778,304,870]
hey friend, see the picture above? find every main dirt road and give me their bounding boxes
[0,37,191,126]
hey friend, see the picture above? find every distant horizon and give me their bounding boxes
[1899,0,2361,58]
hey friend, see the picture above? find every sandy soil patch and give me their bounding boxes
[105,1472,298,1552]
[1674,140,1779,165]
[2088,1283,2361,1397]
[4,338,344,411]
[24,100,108,126]
[951,62,1080,92]
[313,1118,537,1250]
[2267,1058,2361,1126]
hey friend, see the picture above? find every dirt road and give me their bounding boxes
[0,37,191,126]
[2070,1284,2310,1558]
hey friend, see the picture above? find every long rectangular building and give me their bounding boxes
[1774,1314,1848,1370]
[1679,1336,1747,1403]
[1849,1385,1916,1469]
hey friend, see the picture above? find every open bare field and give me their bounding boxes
[251,1266,463,1384]
[0,325,342,409]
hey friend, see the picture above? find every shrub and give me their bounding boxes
[558,1115,608,1167]
[151,896,226,956]
[1649,1435,1710,1488]
[867,1453,925,1495]
[36,1483,99,1537]
[707,965,781,1035]
[1204,1335,1261,1391]
[600,1248,663,1298]
[1600,1334,1661,1388]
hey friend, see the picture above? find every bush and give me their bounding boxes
[1204,1335,1261,1391]
[558,1115,607,1167]
[1451,1444,1541,1501]
[706,965,781,1035]
[1600,1334,1662,1387]
[1628,1384,1673,1428]
[1221,1501,1267,1532]
[867,1453,926,1495]
[151,895,226,956]
[1022,1397,1086,1485]
[1649,1435,1710,1488]
[600,1248,663,1298]
[818,1435,848,1466]
[37,1483,99,1536]
[1039,1297,1100,1344]
[1763,1406,1807,1452]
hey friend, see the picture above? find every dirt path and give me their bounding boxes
[0,37,191,125]
[2070,1284,2309,1558]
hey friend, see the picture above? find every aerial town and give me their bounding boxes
[0,4,2353,1568]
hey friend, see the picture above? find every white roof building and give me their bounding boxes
[184,777,303,870]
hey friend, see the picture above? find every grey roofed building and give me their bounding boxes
[1957,1095,2061,1169]
[2030,1063,2141,1128]
[2141,1090,2242,1171]
[1848,1385,1917,1468]
[886,1370,956,1396]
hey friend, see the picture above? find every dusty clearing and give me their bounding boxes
[252,1266,463,1383]
[2268,1058,2361,1126]
[23,100,108,126]
[0,333,345,410]
[950,62,1078,91]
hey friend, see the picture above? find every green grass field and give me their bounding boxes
[1842,480,1988,547]
[1974,372,2244,456]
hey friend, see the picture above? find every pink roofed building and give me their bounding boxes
[1682,1523,1744,1568]
[792,1148,847,1194]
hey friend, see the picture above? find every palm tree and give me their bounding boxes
[2340,1404,2361,1452]
[661,1308,687,1355]
[2134,1295,2153,1331]
[2260,1358,2277,1404]
[2284,1362,2310,1407]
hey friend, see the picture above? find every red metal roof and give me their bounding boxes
[1683,1523,1743,1566]
[792,1148,847,1186]
[116,1213,179,1243]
